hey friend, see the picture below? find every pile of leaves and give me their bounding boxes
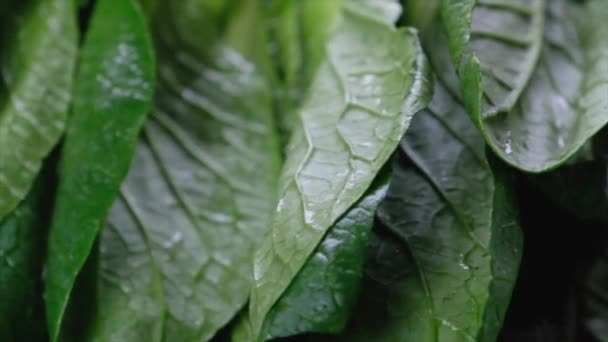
[2,0,608,341]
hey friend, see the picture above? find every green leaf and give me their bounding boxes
[246,1,432,338]
[44,0,155,340]
[263,0,342,142]
[475,0,608,171]
[441,0,544,121]
[261,173,390,340]
[82,1,282,340]
[337,78,522,341]
[0,177,47,341]
[440,0,608,172]
[0,0,77,220]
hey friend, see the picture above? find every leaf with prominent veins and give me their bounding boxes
[246,1,431,339]
[482,0,608,171]
[0,0,77,220]
[260,173,390,340]
[85,1,282,340]
[336,78,522,342]
[441,0,608,172]
[440,0,545,123]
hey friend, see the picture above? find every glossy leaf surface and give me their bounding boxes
[44,0,156,340]
[441,0,544,122]
[481,0,608,171]
[83,1,282,340]
[0,0,77,219]
[337,78,522,341]
[440,0,608,172]
[247,1,431,338]
[261,174,390,340]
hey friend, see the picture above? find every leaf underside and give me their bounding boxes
[482,0,608,172]
[84,2,282,340]
[440,0,608,172]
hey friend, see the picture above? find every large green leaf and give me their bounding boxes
[337,78,522,341]
[441,0,608,172]
[246,1,431,338]
[44,0,155,340]
[0,0,77,220]
[478,0,608,171]
[82,1,282,340]
[0,177,47,341]
[260,173,390,340]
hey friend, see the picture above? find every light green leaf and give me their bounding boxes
[247,1,431,338]
[44,0,155,340]
[337,78,522,341]
[85,1,282,340]
[263,0,342,143]
[0,0,77,220]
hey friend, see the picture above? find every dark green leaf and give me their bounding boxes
[44,0,155,339]
[246,1,432,338]
[336,78,522,341]
[0,177,47,341]
[82,1,282,340]
[261,173,390,340]
[0,0,77,219]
